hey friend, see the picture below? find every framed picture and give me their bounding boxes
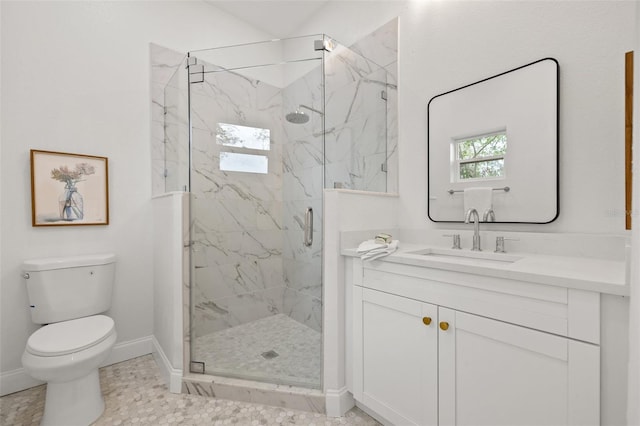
[30,150,109,226]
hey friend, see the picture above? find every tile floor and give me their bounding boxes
[193,314,321,388]
[0,355,380,425]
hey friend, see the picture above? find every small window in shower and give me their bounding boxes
[453,130,507,181]
[216,123,270,151]
[220,152,268,174]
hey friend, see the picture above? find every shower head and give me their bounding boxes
[285,104,323,124]
[285,109,309,124]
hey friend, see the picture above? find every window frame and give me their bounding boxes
[452,130,507,183]
[216,122,271,175]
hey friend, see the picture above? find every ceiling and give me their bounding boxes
[205,1,330,38]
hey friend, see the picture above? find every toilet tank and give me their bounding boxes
[23,254,116,324]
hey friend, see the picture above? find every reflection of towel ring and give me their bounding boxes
[447,186,510,195]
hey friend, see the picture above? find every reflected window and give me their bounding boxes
[453,131,507,181]
[217,123,270,151]
[220,152,268,174]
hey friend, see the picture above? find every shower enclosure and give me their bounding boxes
[163,34,391,390]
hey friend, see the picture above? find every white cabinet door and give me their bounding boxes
[438,308,600,426]
[356,287,438,425]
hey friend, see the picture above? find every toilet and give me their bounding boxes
[21,254,117,426]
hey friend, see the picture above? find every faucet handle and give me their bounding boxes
[495,236,519,253]
[443,234,461,249]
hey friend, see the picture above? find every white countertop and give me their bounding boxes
[342,243,628,296]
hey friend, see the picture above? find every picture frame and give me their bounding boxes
[30,149,109,226]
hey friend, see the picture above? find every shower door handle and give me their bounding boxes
[304,207,313,247]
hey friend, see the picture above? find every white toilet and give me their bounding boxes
[21,254,117,426]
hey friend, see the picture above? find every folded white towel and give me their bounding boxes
[463,187,493,217]
[357,240,387,253]
[360,240,399,261]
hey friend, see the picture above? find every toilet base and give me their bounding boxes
[41,369,105,426]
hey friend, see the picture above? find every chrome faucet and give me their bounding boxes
[464,208,481,251]
[483,208,495,222]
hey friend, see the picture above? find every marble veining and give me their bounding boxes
[150,43,190,195]
[149,21,398,395]
[322,23,398,193]
[187,45,325,356]
[182,375,327,415]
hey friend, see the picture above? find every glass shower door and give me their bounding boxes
[187,36,325,389]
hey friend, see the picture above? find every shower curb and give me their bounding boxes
[182,374,326,413]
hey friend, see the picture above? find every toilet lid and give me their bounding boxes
[26,315,115,357]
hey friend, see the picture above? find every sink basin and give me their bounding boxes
[407,248,522,263]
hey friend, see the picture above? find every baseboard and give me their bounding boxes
[1,335,154,397]
[151,336,183,394]
[325,386,355,417]
[102,335,154,367]
[0,367,44,397]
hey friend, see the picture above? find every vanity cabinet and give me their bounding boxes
[350,259,601,426]
[354,287,438,425]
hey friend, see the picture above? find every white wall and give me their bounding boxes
[152,193,187,393]
[323,189,398,415]
[0,0,272,394]
[302,0,636,235]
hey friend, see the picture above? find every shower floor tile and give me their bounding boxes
[193,314,321,388]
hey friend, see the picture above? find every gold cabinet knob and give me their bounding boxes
[422,317,432,326]
[439,321,450,331]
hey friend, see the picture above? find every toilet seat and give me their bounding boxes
[26,315,115,357]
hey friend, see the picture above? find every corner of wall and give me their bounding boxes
[152,336,183,394]
[325,386,355,417]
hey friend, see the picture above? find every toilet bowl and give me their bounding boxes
[22,315,117,426]
[21,253,117,426]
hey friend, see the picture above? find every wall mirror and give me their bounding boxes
[427,58,559,223]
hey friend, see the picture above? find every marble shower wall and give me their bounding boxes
[349,18,399,194]
[277,25,399,330]
[188,54,326,337]
[276,25,399,331]
[150,43,189,196]
[151,19,398,199]
[164,64,190,193]
[281,63,325,333]
[189,65,290,339]
[150,21,397,343]
[324,19,398,193]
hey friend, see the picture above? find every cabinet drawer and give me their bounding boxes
[360,262,599,343]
